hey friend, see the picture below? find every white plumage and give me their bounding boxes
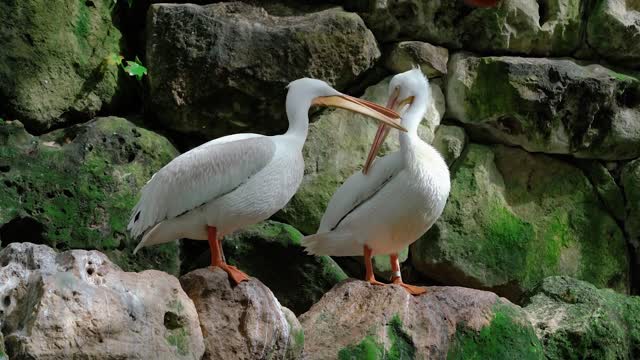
[127,78,404,280]
[302,69,450,294]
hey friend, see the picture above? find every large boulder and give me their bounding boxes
[180,268,303,360]
[0,0,127,133]
[0,117,181,274]
[347,0,582,55]
[300,279,543,359]
[276,76,444,235]
[411,144,629,301]
[524,276,640,360]
[622,159,640,263]
[146,2,380,139]
[181,221,348,315]
[0,243,205,359]
[587,0,640,68]
[446,53,640,160]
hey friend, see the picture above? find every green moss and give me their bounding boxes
[388,315,416,360]
[448,304,543,360]
[525,276,640,360]
[0,118,180,274]
[165,328,190,356]
[337,315,416,360]
[338,336,384,360]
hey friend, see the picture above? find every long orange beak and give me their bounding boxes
[362,89,399,174]
[312,95,405,132]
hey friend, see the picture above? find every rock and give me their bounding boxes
[384,41,449,77]
[0,117,181,274]
[446,53,640,160]
[411,144,629,301]
[577,161,626,221]
[146,2,380,139]
[347,0,582,55]
[524,276,640,360]
[622,159,640,260]
[0,332,5,360]
[587,0,640,68]
[432,125,468,165]
[276,76,444,235]
[181,221,348,315]
[300,279,543,359]
[0,243,205,359]
[180,268,303,360]
[0,0,127,133]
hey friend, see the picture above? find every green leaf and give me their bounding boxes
[123,59,147,80]
[127,0,134,8]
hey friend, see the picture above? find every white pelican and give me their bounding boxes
[127,78,403,284]
[302,69,450,295]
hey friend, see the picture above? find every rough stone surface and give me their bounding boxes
[0,0,127,133]
[146,2,380,139]
[446,53,640,160]
[180,268,303,360]
[587,0,640,68]
[0,332,5,360]
[411,144,629,301]
[524,276,640,360]
[577,160,626,221]
[182,221,348,315]
[0,243,204,359]
[622,159,640,260]
[300,279,543,359]
[0,118,181,274]
[276,76,444,235]
[384,41,449,77]
[432,125,468,166]
[347,0,582,55]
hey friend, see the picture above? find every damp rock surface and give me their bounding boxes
[0,242,204,360]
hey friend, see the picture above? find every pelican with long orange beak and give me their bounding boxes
[303,69,450,295]
[128,78,404,284]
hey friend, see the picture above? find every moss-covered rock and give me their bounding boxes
[0,117,180,274]
[182,221,347,314]
[146,2,380,140]
[347,0,582,56]
[446,53,640,160]
[411,144,629,301]
[0,0,127,133]
[432,125,468,166]
[587,0,640,68]
[276,76,444,235]
[0,332,5,360]
[622,159,640,266]
[524,276,640,360]
[300,279,543,359]
[577,161,626,221]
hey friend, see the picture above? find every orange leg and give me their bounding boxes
[390,253,426,296]
[208,226,249,285]
[364,245,385,286]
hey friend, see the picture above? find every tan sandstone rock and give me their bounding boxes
[300,279,543,359]
[0,242,204,360]
[180,268,303,360]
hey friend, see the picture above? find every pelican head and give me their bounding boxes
[285,78,405,138]
[363,68,431,174]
